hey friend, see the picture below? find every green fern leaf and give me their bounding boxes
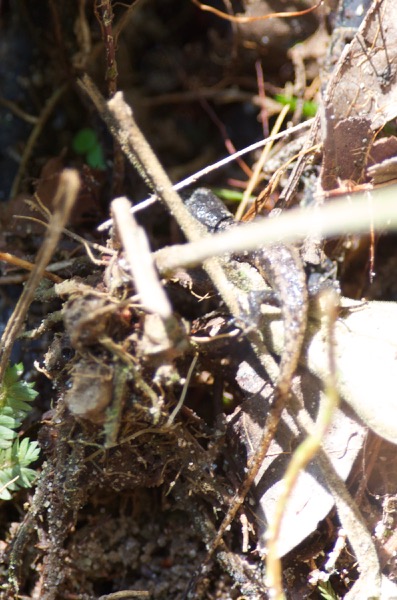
[0,364,40,500]
[0,363,38,417]
[0,425,17,449]
[0,438,40,500]
[15,437,40,465]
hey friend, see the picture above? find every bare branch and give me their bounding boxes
[0,169,80,381]
[154,183,397,272]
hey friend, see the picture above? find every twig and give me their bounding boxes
[94,0,118,96]
[154,182,397,273]
[255,59,269,137]
[78,77,242,318]
[0,170,80,382]
[14,215,116,261]
[241,143,320,221]
[277,114,320,207]
[0,96,38,125]
[200,98,252,178]
[98,590,149,599]
[0,252,62,284]
[88,0,144,65]
[191,0,323,24]
[10,84,68,199]
[291,395,382,599]
[167,354,198,426]
[94,0,125,196]
[204,334,287,558]
[97,118,314,231]
[111,196,172,319]
[235,103,290,220]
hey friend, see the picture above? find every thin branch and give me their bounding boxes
[154,182,397,273]
[0,96,39,125]
[235,103,290,220]
[78,76,242,318]
[0,170,80,381]
[97,118,314,231]
[0,252,62,284]
[111,196,172,319]
[191,0,323,24]
[266,291,340,599]
[10,84,68,199]
[94,0,125,196]
[14,215,116,260]
[291,395,382,599]
[98,591,150,599]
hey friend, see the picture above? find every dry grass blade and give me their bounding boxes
[154,182,397,273]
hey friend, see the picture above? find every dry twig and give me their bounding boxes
[0,169,80,381]
[154,182,397,273]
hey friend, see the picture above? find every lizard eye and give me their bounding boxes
[61,346,75,361]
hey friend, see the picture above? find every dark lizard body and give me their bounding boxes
[250,242,308,397]
[184,188,308,398]
[181,188,310,588]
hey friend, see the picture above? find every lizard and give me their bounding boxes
[183,188,309,563]
[184,187,308,400]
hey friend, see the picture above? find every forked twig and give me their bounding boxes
[97,118,314,231]
[78,76,243,320]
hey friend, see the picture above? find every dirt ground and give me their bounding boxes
[1,1,397,599]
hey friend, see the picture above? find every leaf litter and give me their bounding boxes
[1,1,397,599]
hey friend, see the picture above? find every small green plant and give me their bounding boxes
[0,364,40,500]
[72,127,106,170]
[318,580,339,600]
[274,93,318,118]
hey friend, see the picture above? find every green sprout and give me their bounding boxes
[212,188,252,203]
[317,580,339,600]
[274,94,318,118]
[72,127,106,170]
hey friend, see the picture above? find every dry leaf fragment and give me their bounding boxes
[321,0,397,190]
[65,358,113,422]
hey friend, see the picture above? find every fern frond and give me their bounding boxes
[0,364,40,500]
[0,438,40,500]
[0,363,38,419]
[0,419,17,449]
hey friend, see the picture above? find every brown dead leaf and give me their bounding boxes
[367,135,397,183]
[321,0,397,190]
[230,361,365,557]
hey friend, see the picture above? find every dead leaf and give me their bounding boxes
[321,0,397,190]
[229,360,365,557]
[367,135,397,183]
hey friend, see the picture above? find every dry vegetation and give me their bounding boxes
[1,1,397,599]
